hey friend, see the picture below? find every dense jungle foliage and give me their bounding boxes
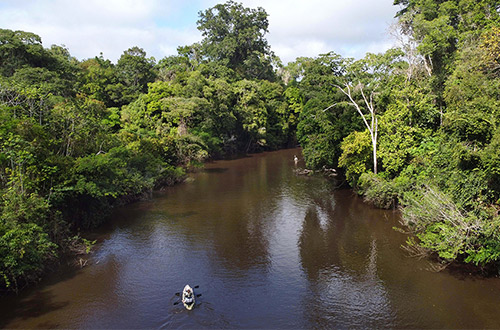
[0,1,297,292]
[292,0,500,270]
[1,0,500,292]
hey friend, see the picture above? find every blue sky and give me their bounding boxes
[0,0,399,64]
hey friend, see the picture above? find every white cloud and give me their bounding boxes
[0,0,398,64]
[247,0,397,63]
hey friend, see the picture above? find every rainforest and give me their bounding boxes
[1,0,500,294]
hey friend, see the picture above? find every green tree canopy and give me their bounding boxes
[197,1,275,80]
[114,46,156,105]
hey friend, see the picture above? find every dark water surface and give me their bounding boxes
[2,148,500,328]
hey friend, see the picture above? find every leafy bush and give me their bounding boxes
[338,130,372,185]
[358,172,398,209]
[0,221,56,292]
[401,185,500,265]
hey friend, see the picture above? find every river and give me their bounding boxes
[1,148,500,328]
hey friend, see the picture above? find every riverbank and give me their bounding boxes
[351,171,500,275]
[0,161,187,295]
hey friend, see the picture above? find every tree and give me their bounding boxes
[197,1,274,80]
[336,83,378,174]
[292,52,363,169]
[115,46,156,105]
[337,50,409,177]
[0,29,45,77]
[156,44,203,82]
[338,130,372,184]
[79,55,117,107]
[480,25,500,77]
[393,0,500,104]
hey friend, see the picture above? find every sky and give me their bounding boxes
[0,0,400,65]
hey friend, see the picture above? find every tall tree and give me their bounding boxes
[197,1,275,80]
[0,29,46,77]
[79,55,117,107]
[114,46,156,105]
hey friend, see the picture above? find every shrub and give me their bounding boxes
[0,221,56,292]
[400,185,500,266]
[358,172,398,209]
[338,130,372,186]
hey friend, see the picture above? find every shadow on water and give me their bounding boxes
[0,265,80,328]
[13,291,69,327]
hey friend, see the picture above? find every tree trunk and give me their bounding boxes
[335,83,378,175]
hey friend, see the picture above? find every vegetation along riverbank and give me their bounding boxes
[2,0,500,293]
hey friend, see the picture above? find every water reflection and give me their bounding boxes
[298,198,395,327]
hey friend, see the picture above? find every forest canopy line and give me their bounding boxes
[1,0,500,292]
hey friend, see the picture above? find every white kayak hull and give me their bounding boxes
[182,284,195,310]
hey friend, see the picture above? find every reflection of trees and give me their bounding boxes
[298,191,395,327]
[209,194,272,272]
[298,206,339,281]
[158,151,286,275]
[198,148,314,274]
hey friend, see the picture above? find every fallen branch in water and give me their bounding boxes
[294,166,337,177]
[294,168,315,176]
[78,258,89,268]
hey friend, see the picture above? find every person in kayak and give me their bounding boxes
[183,287,194,305]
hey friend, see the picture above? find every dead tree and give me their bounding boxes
[335,83,378,174]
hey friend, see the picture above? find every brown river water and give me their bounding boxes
[1,148,500,328]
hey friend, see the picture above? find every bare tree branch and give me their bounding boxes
[333,83,378,174]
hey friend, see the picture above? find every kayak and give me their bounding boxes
[182,284,195,310]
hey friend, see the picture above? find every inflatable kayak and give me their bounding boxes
[182,284,195,310]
